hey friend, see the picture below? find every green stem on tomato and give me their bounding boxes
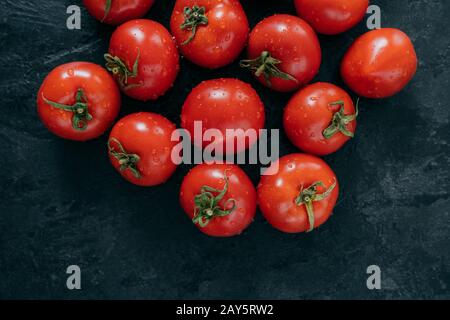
[323,99,359,139]
[102,0,112,22]
[192,170,237,228]
[180,5,208,45]
[294,180,336,232]
[108,138,141,179]
[104,49,141,90]
[240,51,298,87]
[43,88,92,131]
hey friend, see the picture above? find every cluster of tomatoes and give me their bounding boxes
[37,0,417,237]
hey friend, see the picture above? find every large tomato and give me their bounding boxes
[108,112,178,187]
[83,0,154,25]
[294,0,369,35]
[181,78,265,155]
[283,82,358,156]
[105,19,179,101]
[180,164,257,237]
[341,28,418,98]
[240,14,321,92]
[37,62,121,141]
[258,154,339,233]
[170,0,249,69]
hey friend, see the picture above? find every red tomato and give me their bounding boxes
[258,154,339,233]
[180,164,257,237]
[170,0,249,69]
[240,14,321,92]
[105,19,180,101]
[108,112,178,187]
[37,62,121,141]
[283,82,358,156]
[341,28,418,98]
[294,0,369,35]
[83,0,154,26]
[181,78,265,154]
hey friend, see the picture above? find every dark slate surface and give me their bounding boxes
[0,0,449,299]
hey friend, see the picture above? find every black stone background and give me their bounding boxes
[0,0,449,299]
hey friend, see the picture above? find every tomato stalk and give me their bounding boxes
[43,88,92,131]
[104,49,140,90]
[193,171,237,227]
[102,0,112,22]
[108,138,141,179]
[323,99,359,139]
[180,5,208,45]
[295,180,336,232]
[240,51,298,87]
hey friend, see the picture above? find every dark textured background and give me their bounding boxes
[0,0,449,299]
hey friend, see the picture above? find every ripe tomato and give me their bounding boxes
[180,164,256,237]
[37,62,121,141]
[294,0,369,35]
[170,0,249,69]
[258,154,339,233]
[341,28,418,98]
[283,82,358,156]
[181,78,265,154]
[83,0,154,26]
[240,14,321,92]
[105,19,179,101]
[108,112,178,187]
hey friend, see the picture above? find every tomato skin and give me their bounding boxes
[83,0,154,26]
[341,28,418,98]
[245,14,321,92]
[180,164,257,237]
[37,62,121,141]
[108,112,178,187]
[107,19,180,101]
[170,0,249,69]
[283,82,357,156]
[181,78,265,154]
[294,0,369,35]
[258,154,339,233]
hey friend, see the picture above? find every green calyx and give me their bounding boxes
[102,0,112,22]
[240,51,298,87]
[192,171,237,228]
[295,180,337,232]
[323,99,359,139]
[43,88,92,131]
[104,49,140,90]
[180,5,208,45]
[108,138,141,179]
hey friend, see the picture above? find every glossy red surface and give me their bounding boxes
[83,0,155,25]
[258,154,339,233]
[108,112,178,186]
[246,14,322,92]
[341,28,418,98]
[180,163,257,237]
[294,0,369,35]
[283,82,357,155]
[171,0,249,69]
[37,62,121,141]
[181,78,265,155]
[108,19,180,101]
